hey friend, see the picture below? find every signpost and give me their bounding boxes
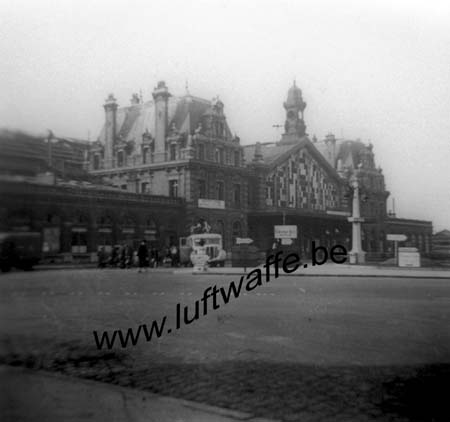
[274,225,298,239]
[236,237,253,245]
[386,234,408,265]
[386,234,407,242]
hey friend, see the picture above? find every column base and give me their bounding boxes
[349,250,366,264]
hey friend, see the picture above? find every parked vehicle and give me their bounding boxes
[0,232,41,272]
[179,233,223,266]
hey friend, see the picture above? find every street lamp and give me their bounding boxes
[46,129,58,170]
[347,168,366,264]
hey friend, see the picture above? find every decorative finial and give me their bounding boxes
[185,79,190,95]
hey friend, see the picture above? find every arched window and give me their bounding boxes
[43,213,61,253]
[232,221,242,244]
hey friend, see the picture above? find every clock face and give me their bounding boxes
[287,110,296,119]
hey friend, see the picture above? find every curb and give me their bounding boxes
[197,271,450,279]
[1,365,280,422]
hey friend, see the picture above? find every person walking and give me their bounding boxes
[170,244,179,267]
[137,240,149,273]
[150,246,159,268]
[97,246,106,269]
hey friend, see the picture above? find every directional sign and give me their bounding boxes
[387,234,407,242]
[274,225,298,239]
[236,237,254,245]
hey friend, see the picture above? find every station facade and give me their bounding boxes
[0,81,433,262]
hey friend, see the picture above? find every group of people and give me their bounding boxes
[97,241,180,271]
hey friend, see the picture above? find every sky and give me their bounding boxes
[1,0,449,232]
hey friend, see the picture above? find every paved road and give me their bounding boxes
[1,268,449,421]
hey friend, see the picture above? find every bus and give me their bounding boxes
[179,233,223,266]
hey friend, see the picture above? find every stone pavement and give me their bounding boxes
[2,345,449,422]
[0,365,275,422]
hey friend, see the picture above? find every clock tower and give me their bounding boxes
[280,81,307,144]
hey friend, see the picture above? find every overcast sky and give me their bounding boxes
[1,0,449,232]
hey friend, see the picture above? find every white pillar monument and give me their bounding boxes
[347,170,366,264]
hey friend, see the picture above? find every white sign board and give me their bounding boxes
[281,238,293,245]
[398,249,421,267]
[198,199,225,209]
[387,234,407,242]
[236,237,253,245]
[274,225,298,239]
[326,210,351,217]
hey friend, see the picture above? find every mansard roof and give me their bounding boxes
[314,138,373,169]
[243,136,343,183]
[97,94,233,149]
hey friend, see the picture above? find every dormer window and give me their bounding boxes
[170,144,177,161]
[142,147,149,164]
[234,150,240,166]
[93,154,100,170]
[117,150,124,167]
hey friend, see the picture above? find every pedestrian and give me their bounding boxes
[150,246,159,268]
[97,246,106,269]
[110,245,119,268]
[125,244,133,268]
[170,244,179,267]
[137,240,149,273]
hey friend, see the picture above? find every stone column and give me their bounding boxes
[347,172,366,264]
[152,81,170,163]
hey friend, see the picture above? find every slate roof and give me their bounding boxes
[314,138,369,168]
[97,95,221,148]
[243,142,297,165]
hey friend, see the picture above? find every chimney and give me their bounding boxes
[152,81,171,162]
[103,93,117,169]
[325,133,336,167]
[253,142,264,163]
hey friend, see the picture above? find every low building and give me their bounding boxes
[0,178,183,263]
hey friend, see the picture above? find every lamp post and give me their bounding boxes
[46,129,58,170]
[347,169,366,264]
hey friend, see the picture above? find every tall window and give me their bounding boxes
[71,229,87,253]
[198,144,205,160]
[233,184,241,207]
[142,147,149,164]
[141,182,148,193]
[170,144,177,161]
[216,181,224,201]
[169,180,178,197]
[232,221,242,242]
[198,180,206,198]
[93,154,100,170]
[215,149,220,163]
